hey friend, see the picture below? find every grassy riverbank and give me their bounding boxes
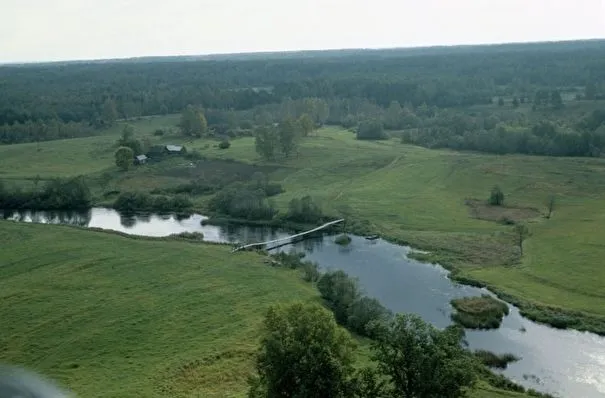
[0,221,537,397]
[1,119,605,334]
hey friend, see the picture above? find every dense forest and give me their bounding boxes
[2,40,605,156]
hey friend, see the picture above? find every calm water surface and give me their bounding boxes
[3,208,605,398]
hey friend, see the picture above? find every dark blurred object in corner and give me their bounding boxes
[0,364,72,398]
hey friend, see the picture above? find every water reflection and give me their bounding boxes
[2,209,92,227]
[282,236,605,398]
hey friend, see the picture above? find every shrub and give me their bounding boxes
[357,119,387,140]
[317,271,360,325]
[285,196,323,224]
[335,234,352,246]
[302,262,320,282]
[0,177,91,210]
[218,140,231,149]
[488,186,505,206]
[347,297,392,337]
[208,183,277,220]
[114,192,193,213]
[473,350,520,369]
[171,231,204,241]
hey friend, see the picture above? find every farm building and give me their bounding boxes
[165,145,186,154]
[135,154,148,165]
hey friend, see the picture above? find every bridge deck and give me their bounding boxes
[231,219,344,253]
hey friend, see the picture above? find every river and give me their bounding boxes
[3,208,605,398]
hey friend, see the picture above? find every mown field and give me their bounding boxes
[0,221,528,398]
[2,117,605,333]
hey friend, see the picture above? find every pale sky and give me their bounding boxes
[1,0,604,63]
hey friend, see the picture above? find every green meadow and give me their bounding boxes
[2,119,605,333]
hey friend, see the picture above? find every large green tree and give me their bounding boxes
[115,146,134,171]
[372,314,476,398]
[255,125,279,160]
[179,105,208,137]
[298,113,314,137]
[248,302,356,398]
[278,117,300,157]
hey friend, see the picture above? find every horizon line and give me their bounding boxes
[2,37,604,66]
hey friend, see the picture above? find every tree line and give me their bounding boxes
[2,40,604,126]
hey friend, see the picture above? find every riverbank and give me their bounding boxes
[0,220,545,398]
[368,228,605,336]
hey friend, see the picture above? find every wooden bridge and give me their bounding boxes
[231,219,345,253]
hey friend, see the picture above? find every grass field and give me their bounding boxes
[0,221,530,398]
[0,221,319,397]
[1,117,605,334]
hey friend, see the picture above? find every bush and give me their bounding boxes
[347,297,392,337]
[302,262,320,282]
[335,234,352,246]
[357,119,387,140]
[208,183,277,220]
[317,271,360,325]
[474,350,520,369]
[489,186,505,206]
[285,196,323,224]
[171,231,204,241]
[218,140,231,149]
[0,177,91,210]
[114,192,193,213]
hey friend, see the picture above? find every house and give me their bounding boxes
[135,154,148,165]
[165,145,186,154]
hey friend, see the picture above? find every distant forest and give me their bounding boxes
[2,40,605,156]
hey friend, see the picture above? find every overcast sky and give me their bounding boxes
[1,0,604,63]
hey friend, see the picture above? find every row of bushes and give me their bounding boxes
[317,270,392,338]
[0,177,91,210]
[113,191,193,213]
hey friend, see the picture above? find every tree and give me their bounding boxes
[546,195,556,219]
[550,90,564,109]
[248,302,356,398]
[512,97,520,108]
[179,105,208,137]
[498,97,505,107]
[347,297,392,337]
[117,124,142,154]
[515,223,530,256]
[278,117,300,157]
[357,119,386,140]
[489,186,505,206]
[385,100,403,130]
[102,98,118,126]
[299,113,314,137]
[372,314,476,398]
[255,125,279,160]
[317,271,360,325]
[115,146,134,171]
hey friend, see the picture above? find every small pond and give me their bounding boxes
[3,208,605,398]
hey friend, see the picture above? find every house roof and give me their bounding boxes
[136,155,148,161]
[166,145,183,152]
